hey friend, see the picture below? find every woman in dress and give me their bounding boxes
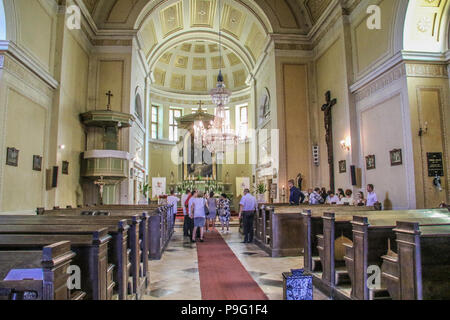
[206,191,217,232]
[190,191,207,242]
[218,194,231,234]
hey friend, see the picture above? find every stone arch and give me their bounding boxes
[0,0,17,42]
[402,0,450,53]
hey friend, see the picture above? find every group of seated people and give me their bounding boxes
[288,180,378,207]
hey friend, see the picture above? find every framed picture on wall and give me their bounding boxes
[62,161,69,175]
[338,160,347,173]
[365,155,376,170]
[6,147,19,167]
[390,149,403,166]
[33,155,42,171]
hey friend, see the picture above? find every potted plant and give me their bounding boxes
[256,183,267,203]
[142,184,151,201]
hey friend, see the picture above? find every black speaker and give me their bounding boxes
[52,166,58,188]
[350,165,357,186]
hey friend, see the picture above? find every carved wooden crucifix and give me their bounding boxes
[321,91,337,192]
[106,91,114,110]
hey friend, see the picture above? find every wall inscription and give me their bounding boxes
[427,152,444,177]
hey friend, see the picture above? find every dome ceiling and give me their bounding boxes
[152,40,248,94]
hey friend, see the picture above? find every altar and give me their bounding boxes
[166,103,235,203]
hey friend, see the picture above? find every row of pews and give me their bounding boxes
[0,204,175,300]
[257,203,450,300]
[254,204,376,257]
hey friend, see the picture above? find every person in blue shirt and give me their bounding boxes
[288,180,305,205]
[239,189,258,243]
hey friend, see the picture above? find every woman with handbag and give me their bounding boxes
[218,194,231,234]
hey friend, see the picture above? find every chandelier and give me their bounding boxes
[203,0,239,153]
[210,70,232,107]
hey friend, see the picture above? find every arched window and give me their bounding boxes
[0,0,6,40]
[135,93,143,123]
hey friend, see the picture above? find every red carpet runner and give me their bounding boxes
[196,230,268,300]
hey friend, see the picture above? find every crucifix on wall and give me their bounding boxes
[321,91,337,192]
[106,90,114,111]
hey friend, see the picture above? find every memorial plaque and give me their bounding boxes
[427,152,444,177]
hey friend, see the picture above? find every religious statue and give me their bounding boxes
[321,91,337,192]
[170,171,175,184]
[225,171,230,184]
[296,173,303,191]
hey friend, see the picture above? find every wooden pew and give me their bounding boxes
[254,206,304,257]
[42,204,174,260]
[40,208,155,296]
[0,227,111,300]
[0,241,85,300]
[301,206,376,275]
[381,222,450,300]
[82,205,173,261]
[344,213,450,300]
[0,216,130,300]
[318,209,450,299]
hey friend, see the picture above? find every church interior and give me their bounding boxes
[0,0,449,302]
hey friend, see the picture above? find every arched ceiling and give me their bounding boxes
[403,0,450,53]
[81,0,337,35]
[79,0,341,97]
[152,40,248,94]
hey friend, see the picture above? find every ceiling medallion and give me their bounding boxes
[417,16,432,33]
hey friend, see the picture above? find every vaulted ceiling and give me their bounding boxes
[81,0,337,34]
[80,0,339,96]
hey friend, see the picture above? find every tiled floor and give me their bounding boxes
[143,225,328,300]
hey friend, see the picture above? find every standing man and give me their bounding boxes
[181,190,191,237]
[366,184,378,207]
[288,179,305,205]
[239,189,257,244]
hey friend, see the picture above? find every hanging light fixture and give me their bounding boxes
[204,0,238,153]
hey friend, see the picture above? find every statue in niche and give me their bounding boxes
[296,173,303,191]
[170,171,175,184]
[225,171,230,184]
[258,88,271,125]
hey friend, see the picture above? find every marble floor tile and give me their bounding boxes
[142,226,328,301]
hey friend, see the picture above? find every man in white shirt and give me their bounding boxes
[366,184,378,207]
[167,190,180,230]
[239,189,258,243]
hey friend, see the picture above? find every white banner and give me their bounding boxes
[152,177,166,198]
